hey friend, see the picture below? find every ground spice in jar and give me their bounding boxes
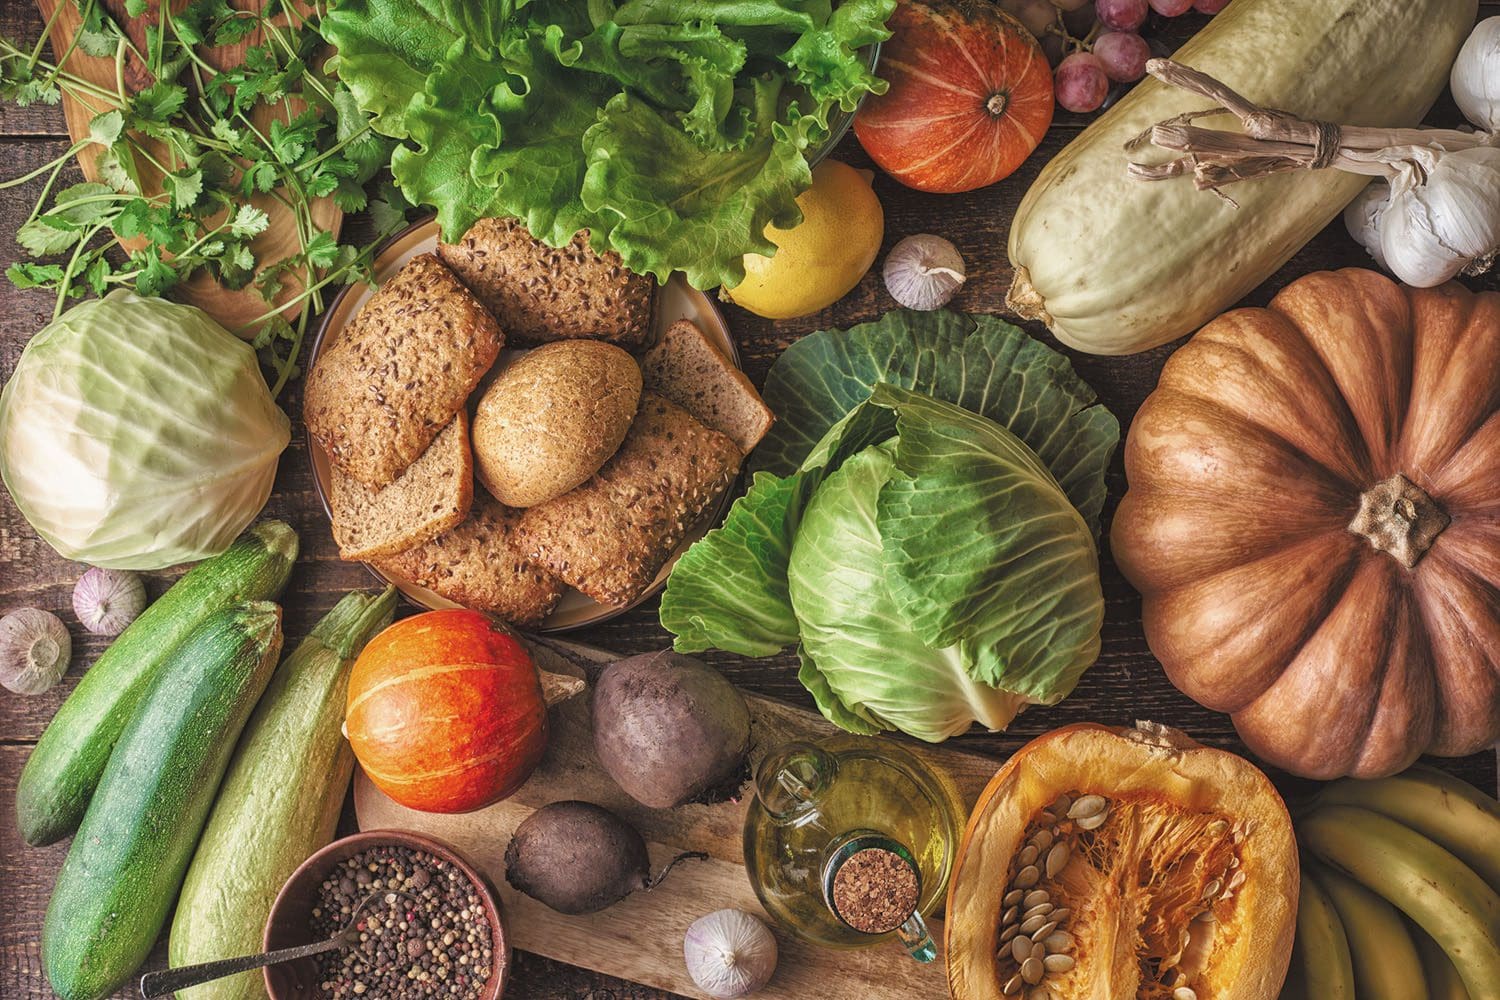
[830,846,920,934]
[310,846,494,999]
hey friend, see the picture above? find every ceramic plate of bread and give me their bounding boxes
[304,217,773,632]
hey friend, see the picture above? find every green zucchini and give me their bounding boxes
[16,520,297,846]
[42,601,284,1000]
[169,587,397,1000]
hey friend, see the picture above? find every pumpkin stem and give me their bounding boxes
[539,667,587,707]
[1348,474,1450,569]
[986,92,1009,117]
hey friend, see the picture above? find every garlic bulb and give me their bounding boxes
[0,608,72,695]
[883,234,966,310]
[683,908,778,999]
[1380,146,1500,288]
[1343,180,1391,270]
[1451,17,1500,131]
[73,567,147,636]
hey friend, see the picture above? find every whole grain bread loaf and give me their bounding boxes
[304,253,502,487]
[328,412,473,562]
[373,493,564,627]
[517,393,743,607]
[437,217,654,350]
[640,319,773,454]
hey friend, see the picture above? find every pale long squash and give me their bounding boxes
[1006,0,1476,356]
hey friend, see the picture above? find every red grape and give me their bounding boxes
[1095,0,1147,30]
[1149,0,1195,14]
[1054,52,1110,112]
[1093,31,1151,82]
[1193,0,1231,10]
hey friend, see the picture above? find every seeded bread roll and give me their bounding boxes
[640,319,774,454]
[437,217,654,350]
[329,412,473,561]
[372,493,564,626]
[473,341,642,508]
[517,393,743,607]
[304,253,502,487]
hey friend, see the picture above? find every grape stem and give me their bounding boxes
[1126,58,1498,196]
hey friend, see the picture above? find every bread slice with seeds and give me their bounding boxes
[329,412,473,562]
[372,493,564,627]
[641,319,774,454]
[517,393,743,607]
[437,217,654,350]
[304,253,502,487]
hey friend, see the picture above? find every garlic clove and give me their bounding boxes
[684,908,778,998]
[0,608,72,695]
[1343,180,1391,270]
[883,234,966,311]
[1381,147,1500,288]
[73,566,147,636]
[1451,17,1500,132]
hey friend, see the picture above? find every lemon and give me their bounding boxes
[728,160,884,320]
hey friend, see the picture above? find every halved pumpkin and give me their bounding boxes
[946,723,1297,1000]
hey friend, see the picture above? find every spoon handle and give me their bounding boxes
[139,935,345,998]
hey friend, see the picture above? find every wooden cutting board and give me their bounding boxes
[33,0,341,331]
[354,639,1004,1000]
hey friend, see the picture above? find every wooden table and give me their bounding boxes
[3,5,1497,998]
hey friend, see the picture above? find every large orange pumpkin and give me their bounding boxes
[1112,269,1500,779]
[346,609,549,813]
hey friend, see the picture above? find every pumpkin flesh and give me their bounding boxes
[1113,270,1500,778]
[946,723,1297,1000]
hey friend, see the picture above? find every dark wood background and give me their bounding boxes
[3,4,1498,998]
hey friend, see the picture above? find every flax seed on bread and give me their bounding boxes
[640,319,774,454]
[372,493,564,626]
[437,217,654,350]
[328,412,473,562]
[304,253,502,487]
[517,393,743,607]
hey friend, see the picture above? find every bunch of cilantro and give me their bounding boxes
[0,0,411,395]
[323,0,895,290]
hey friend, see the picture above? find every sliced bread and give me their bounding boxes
[304,253,503,487]
[329,411,473,562]
[437,217,654,350]
[517,393,743,607]
[640,319,774,454]
[372,493,565,627]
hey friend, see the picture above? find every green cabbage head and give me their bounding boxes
[0,291,290,569]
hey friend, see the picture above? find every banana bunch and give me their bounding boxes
[1281,765,1500,1000]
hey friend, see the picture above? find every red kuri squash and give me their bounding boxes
[1112,270,1500,779]
[346,609,554,813]
[854,0,1054,194]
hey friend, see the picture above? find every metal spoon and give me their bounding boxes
[139,889,417,999]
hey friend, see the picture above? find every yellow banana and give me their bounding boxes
[1301,805,1500,1000]
[1409,916,1471,1000]
[1318,766,1500,890]
[1317,862,1428,1000]
[1294,865,1355,1000]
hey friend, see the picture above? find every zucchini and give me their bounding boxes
[42,601,284,1000]
[169,587,397,1000]
[1005,0,1476,355]
[16,520,297,846]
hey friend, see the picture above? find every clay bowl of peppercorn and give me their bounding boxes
[264,830,509,1000]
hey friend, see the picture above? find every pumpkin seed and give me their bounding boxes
[1048,907,1071,924]
[1002,974,1024,996]
[1004,889,1025,908]
[1018,844,1040,867]
[1229,870,1247,890]
[1201,879,1222,901]
[1030,921,1059,942]
[1076,811,1109,831]
[1043,954,1075,973]
[1042,931,1074,953]
[1174,989,1198,1000]
[1207,819,1229,837]
[1021,957,1044,985]
[1003,905,1020,925]
[1052,794,1073,816]
[1023,902,1054,922]
[1024,889,1050,909]
[1037,810,1057,826]
[1031,829,1055,852]
[1001,924,1021,944]
[1019,913,1051,935]
[1067,794,1107,820]
[1014,865,1041,889]
[1028,988,1053,1000]
[1011,936,1033,963]
[1045,842,1070,878]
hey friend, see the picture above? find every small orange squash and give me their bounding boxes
[346,609,553,813]
[1112,269,1500,779]
[946,723,1298,1000]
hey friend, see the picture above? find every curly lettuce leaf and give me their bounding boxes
[754,310,1119,533]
